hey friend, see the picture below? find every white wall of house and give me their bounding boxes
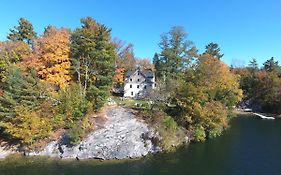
[124,70,155,98]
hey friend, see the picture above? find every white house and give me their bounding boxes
[124,69,156,98]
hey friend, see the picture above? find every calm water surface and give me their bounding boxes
[1,116,281,175]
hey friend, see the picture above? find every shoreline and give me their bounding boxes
[234,109,280,119]
[0,107,162,161]
[1,108,278,161]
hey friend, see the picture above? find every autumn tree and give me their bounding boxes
[176,54,243,141]
[113,38,136,71]
[136,58,154,70]
[113,68,125,86]
[256,72,281,113]
[71,17,116,109]
[0,41,31,63]
[203,42,224,60]
[112,39,137,86]
[7,18,37,46]
[0,41,32,82]
[0,64,57,146]
[1,105,52,145]
[234,58,281,114]
[32,27,71,89]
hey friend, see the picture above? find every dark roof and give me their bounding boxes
[126,69,154,78]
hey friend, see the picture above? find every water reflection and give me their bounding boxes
[1,117,281,175]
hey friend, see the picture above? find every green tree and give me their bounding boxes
[0,66,46,120]
[203,42,224,60]
[7,18,37,46]
[56,83,93,145]
[263,57,279,72]
[154,26,198,81]
[248,58,259,70]
[70,17,116,109]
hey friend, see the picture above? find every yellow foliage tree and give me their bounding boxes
[2,106,52,145]
[177,53,243,141]
[197,53,243,106]
[34,27,71,89]
[0,41,32,82]
[0,41,32,63]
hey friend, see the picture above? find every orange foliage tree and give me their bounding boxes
[33,27,71,89]
[113,68,125,86]
[112,38,136,86]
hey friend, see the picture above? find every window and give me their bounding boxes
[137,79,140,82]
[131,92,133,96]
[130,84,132,88]
[130,78,132,81]
[144,85,147,89]
[137,72,140,75]
[137,85,140,89]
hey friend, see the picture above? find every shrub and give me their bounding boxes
[57,83,89,123]
[68,125,83,145]
[86,86,108,111]
[194,125,206,142]
[163,116,177,132]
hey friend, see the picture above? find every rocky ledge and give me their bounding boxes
[18,107,161,160]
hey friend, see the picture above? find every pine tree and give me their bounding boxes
[0,66,45,120]
[248,58,259,70]
[71,17,116,109]
[7,18,37,46]
[203,42,224,60]
[263,57,279,72]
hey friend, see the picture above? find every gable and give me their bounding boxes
[126,69,154,79]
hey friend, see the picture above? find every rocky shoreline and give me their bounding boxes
[0,107,162,160]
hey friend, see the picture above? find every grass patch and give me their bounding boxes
[111,96,151,109]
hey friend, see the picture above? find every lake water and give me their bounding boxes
[1,116,281,175]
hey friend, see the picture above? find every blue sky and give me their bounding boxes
[0,0,280,66]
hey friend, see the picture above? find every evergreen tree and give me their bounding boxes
[263,57,279,72]
[154,26,197,81]
[203,42,224,60]
[70,17,116,109]
[248,58,259,70]
[153,53,162,79]
[0,66,45,120]
[7,18,37,46]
